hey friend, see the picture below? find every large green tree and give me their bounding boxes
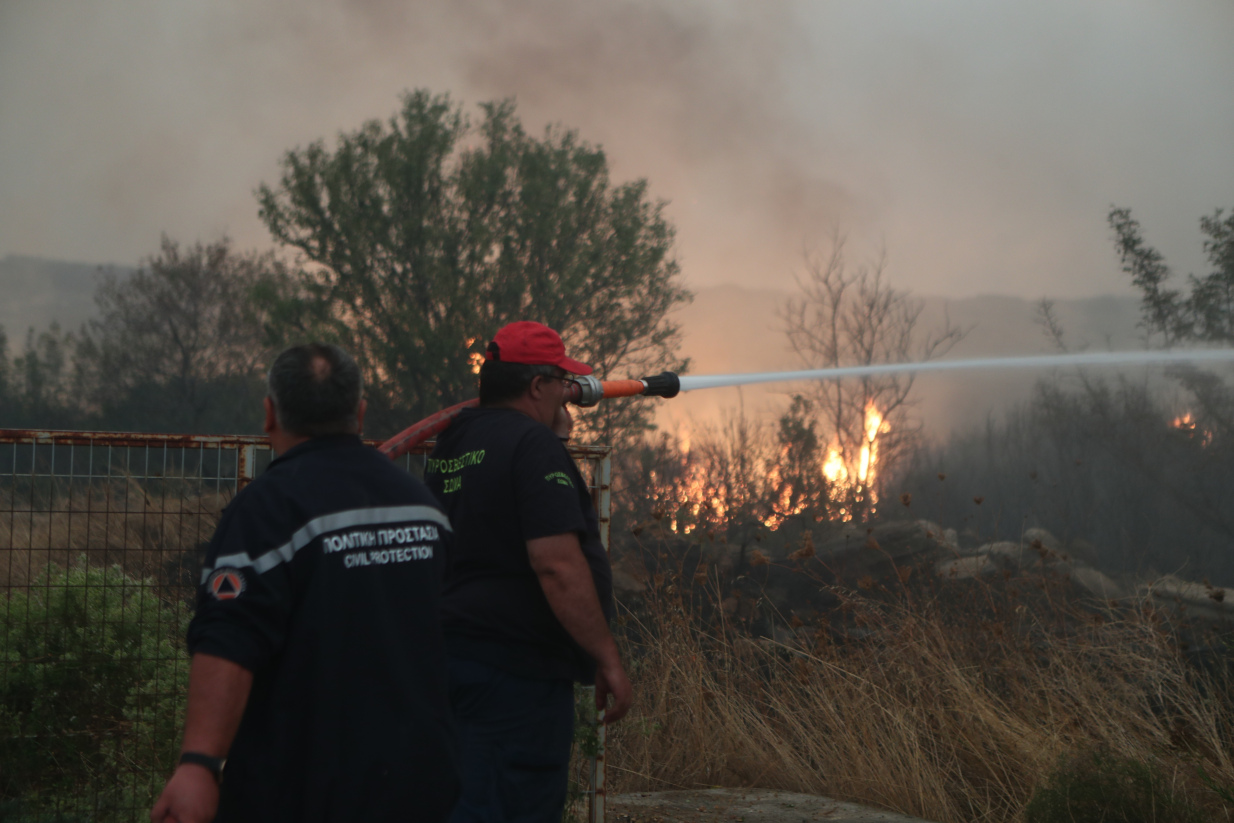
[256,90,690,441]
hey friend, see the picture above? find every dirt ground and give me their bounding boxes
[607,789,935,823]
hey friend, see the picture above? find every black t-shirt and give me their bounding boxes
[187,435,459,823]
[425,406,613,684]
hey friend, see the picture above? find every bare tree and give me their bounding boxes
[781,231,966,520]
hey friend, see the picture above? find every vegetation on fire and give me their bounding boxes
[1,82,1232,819]
[598,205,1234,815]
[601,509,1234,821]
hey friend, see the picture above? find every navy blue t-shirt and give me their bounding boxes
[188,435,459,823]
[425,407,613,684]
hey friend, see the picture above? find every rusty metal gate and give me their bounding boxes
[0,429,610,822]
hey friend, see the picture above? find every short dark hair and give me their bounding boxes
[267,343,363,437]
[478,360,560,406]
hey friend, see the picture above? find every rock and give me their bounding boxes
[817,520,953,572]
[936,555,996,580]
[1146,575,1234,622]
[611,567,646,595]
[609,788,935,822]
[972,541,1024,562]
[949,537,1122,597]
[1066,538,1101,566]
[1069,566,1123,599]
[1023,527,1062,555]
[610,552,648,594]
[785,520,1026,593]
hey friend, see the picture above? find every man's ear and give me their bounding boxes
[526,375,546,402]
[356,398,367,436]
[263,396,278,435]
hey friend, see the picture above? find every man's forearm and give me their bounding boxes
[527,534,619,667]
[150,653,254,823]
[180,652,254,757]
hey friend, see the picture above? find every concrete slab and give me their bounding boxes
[608,788,936,823]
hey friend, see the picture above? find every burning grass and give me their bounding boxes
[605,552,1234,821]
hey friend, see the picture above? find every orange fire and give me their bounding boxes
[762,460,810,530]
[465,338,484,375]
[649,465,729,536]
[1171,412,1213,447]
[822,401,890,522]
[657,400,892,533]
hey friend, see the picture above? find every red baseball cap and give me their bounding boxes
[484,321,593,375]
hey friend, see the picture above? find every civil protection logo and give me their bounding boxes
[207,567,247,601]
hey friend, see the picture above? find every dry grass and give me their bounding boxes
[0,479,228,588]
[607,562,1234,822]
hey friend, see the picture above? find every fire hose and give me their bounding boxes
[378,348,1234,460]
[378,371,681,459]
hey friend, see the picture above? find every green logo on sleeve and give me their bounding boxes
[545,471,574,488]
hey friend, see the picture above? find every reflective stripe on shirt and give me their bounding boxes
[201,504,453,583]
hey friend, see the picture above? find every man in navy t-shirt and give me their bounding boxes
[425,321,631,823]
[151,344,459,823]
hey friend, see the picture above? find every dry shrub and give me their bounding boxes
[1025,748,1206,823]
[607,562,1234,822]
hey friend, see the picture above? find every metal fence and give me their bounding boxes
[0,429,611,822]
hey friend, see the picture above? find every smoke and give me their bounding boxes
[444,0,853,290]
[0,0,1231,299]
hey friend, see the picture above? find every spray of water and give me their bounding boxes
[676,349,1234,392]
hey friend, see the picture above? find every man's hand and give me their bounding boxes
[551,402,574,441]
[528,533,634,723]
[595,659,633,723]
[150,653,252,823]
[150,764,219,823]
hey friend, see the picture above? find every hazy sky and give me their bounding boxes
[2,0,1231,298]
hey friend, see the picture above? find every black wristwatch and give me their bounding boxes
[179,751,226,782]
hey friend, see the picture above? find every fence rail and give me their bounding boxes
[0,429,610,822]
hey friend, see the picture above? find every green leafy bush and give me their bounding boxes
[1025,749,1204,823]
[0,560,190,821]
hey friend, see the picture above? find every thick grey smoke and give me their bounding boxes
[0,0,1231,299]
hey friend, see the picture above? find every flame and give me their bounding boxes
[655,400,892,534]
[465,337,484,375]
[761,459,810,530]
[858,402,890,483]
[680,469,727,533]
[821,401,890,522]
[822,447,847,484]
[1172,412,1213,447]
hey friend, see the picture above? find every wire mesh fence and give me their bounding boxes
[0,429,610,822]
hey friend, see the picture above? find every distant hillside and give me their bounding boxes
[1,255,1150,438]
[657,285,1147,438]
[0,255,131,345]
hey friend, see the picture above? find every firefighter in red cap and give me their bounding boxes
[425,320,632,823]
